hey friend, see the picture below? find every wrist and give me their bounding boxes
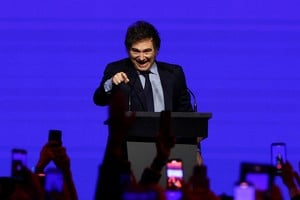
[150,156,167,172]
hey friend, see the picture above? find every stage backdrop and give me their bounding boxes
[1,0,300,199]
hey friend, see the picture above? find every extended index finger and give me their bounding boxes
[121,72,130,83]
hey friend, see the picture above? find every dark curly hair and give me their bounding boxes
[124,21,161,52]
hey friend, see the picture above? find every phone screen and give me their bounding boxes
[166,159,183,190]
[240,162,275,194]
[11,149,27,166]
[271,142,286,174]
[234,182,255,200]
[11,149,27,177]
[245,173,269,191]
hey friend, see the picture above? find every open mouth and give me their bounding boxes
[136,59,148,65]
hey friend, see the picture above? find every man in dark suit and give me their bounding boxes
[93,20,193,112]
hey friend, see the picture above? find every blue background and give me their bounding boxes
[1,0,300,199]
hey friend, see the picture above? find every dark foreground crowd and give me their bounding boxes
[1,92,300,200]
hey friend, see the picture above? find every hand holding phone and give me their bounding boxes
[271,142,287,175]
[35,130,62,174]
[11,148,27,179]
[166,159,184,190]
[240,162,275,193]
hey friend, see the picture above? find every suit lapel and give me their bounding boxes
[157,63,173,111]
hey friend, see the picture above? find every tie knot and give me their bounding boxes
[139,70,151,76]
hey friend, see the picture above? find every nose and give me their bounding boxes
[138,52,146,60]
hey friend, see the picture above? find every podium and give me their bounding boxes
[125,111,212,186]
[125,111,212,143]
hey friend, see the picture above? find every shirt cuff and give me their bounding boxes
[104,78,113,92]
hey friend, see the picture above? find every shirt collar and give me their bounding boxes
[151,62,158,75]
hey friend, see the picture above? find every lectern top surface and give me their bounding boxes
[125,111,212,119]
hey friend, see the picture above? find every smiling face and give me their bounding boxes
[128,38,158,71]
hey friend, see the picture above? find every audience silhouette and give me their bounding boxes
[1,91,299,200]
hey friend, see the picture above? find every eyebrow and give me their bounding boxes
[131,48,153,53]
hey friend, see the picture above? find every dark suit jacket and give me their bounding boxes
[93,58,193,112]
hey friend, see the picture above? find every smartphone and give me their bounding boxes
[271,142,287,175]
[11,148,27,177]
[48,130,62,146]
[166,159,183,190]
[45,167,63,193]
[240,162,275,192]
[234,182,255,200]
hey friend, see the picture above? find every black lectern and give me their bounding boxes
[124,111,212,186]
[125,111,212,143]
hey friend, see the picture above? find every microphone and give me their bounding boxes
[128,95,131,111]
[187,88,197,112]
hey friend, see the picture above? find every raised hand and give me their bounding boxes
[112,72,130,85]
[51,146,71,173]
[155,111,175,161]
[35,142,57,172]
[108,91,135,142]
